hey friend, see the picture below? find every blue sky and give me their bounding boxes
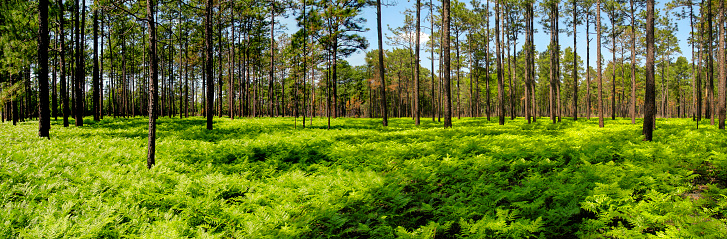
[281,1,694,74]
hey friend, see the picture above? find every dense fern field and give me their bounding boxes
[2,117,727,238]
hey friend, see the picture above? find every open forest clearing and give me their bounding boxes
[2,117,727,238]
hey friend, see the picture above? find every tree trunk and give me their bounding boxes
[573,0,578,121]
[597,0,604,128]
[708,0,714,124]
[443,0,452,128]
[38,0,50,137]
[644,0,655,140]
[59,0,69,127]
[206,0,214,129]
[430,0,435,121]
[269,2,275,117]
[631,0,637,123]
[146,0,159,169]
[415,0,420,125]
[93,9,99,121]
[495,0,504,125]
[550,2,557,124]
[719,0,726,129]
[74,0,84,126]
[586,9,591,120]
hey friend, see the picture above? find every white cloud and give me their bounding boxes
[397,31,430,45]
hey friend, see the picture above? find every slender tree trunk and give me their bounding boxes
[485,0,491,121]
[644,0,655,140]
[572,0,578,121]
[206,0,214,129]
[550,2,557,124]
[59,0,69,127]
[146,0,158,169]
[495,0,504,125]
[52,28,58,121]
[708,0,715,124]
[525,1,532,123]
[586,9,591,120]
[377,0,388,126]
[611,19,617,120]
[92,9,99,121]
[74,0,84,126]
[719,0,726,129]
[631,0,637,123]
[597,0,604,127]
[269,2,275,117]
[430,0,435,121]
[415,0,420,125]
[38,0,50,137]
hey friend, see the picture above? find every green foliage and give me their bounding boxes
[1,117,726,238]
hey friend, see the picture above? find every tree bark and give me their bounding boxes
[644,0,655,141]
[573,0,578,121]
[495,0,504,125]
[415,0,420,125]
[146,0,159,169]
[206,0,214,129]
[93,8,100,121]
[443,0,452,128]
[630,0,636,124]
[38,0,50,138]
[597,0,604,128]
[719,0,726,129]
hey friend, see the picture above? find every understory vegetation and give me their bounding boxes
[2,117,727,238]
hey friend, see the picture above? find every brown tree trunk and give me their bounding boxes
[644,0,656,141]
[597,0,604,127]
[146,0,159,169]
[443,0,452,128]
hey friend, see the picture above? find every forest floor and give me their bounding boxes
[2,116,727,238]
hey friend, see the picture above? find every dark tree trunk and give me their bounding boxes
[414,0,420,125]
[206,0,214,130]
[377,0,388,126]
[495,0,504,125]
[443,0,452,128]
[146,0,159,168]
[644,0,655,140]
[74,0,83,126]
[38,0,50,137]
